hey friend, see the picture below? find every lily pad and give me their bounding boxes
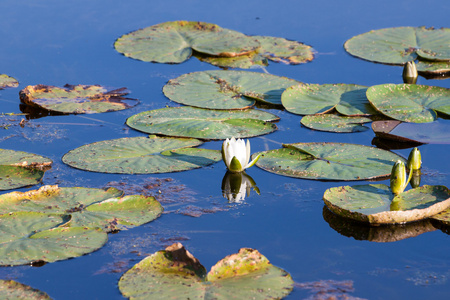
[114,21,260,64]
[0,280,52,299]
[0,211,107,266]
[0,149,52,190]
[19,84,139,114]
[0,185,163,232]
[63,135,221,174]
[126,106,279,140]
[0,74,19,89]
[301,114,372,133]
[119,242,293,300]
[416,60,450,74]
[254,142,404,181]
[431,206,450,226]
[281,84,375,116]
[197,36,314,69]
[163,70,300,109]
[372,120,450,144]
[366,84,450,123]
[344,27,450,65]
[323,184,450,224]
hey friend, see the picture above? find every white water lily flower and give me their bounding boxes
[222,137,261,173]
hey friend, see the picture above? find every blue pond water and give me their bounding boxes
[0,0,449,299]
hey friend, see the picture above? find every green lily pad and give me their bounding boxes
[366,84,450,123]
[114,21,260,64]
[0,74,19,89]
[63,135,221,173]
[0,185,162,232]
[119,242,293,300]
[372,120,450,144]
[197,35,314,69]
[19,84,139,114]
[0,149,52,190]
[301,114,372,133]
[431,206,450,226]
[344,26,450,65]
[0,280,52,299]
[416,60,450,74]
[126,106,279,140]
[254,142,405,181]
[281,84,375,116]
[163,70,300,109]
[0,211,107,266]
[323,184,450,224]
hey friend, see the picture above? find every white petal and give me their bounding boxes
[245,139,251,166]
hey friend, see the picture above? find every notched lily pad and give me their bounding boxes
[0,149,52,190]
[126,106,279,140]
[114,21,260,64]
[0,74,19,89]
[0,280,52,299]
[323,184,450,225]
[0,185,163,232]
[254,142,404,181]
[372,120,450,144]
[63,135,221,174]
[163,70,301,109]
[366,84,450,123]
[281,84,375,116]
[301,114,372,133]
[19,84,139,114]
[118,242,293,300]
[0,211,107,266]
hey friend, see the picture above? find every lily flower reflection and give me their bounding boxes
[222,137,261,173]
[221,171,260,203]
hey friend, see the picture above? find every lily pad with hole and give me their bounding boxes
[301,114,372,133]
[0,149,52,190]
[126,106,279,140]
[119,242,293,300]
[0,74,18,89]
[323,184,450,225]
[163,70,301,109]
[0,212,107,266]
[254,142,405,181]
[114,21,260,64]
[344,26,450,65]
[0,280,52,299]
[19,84,139,114]
[63,135,221,174]
[0,185,163,232]
[366,84,450,123]
[372,120,450,144]
[281,84,375,116]
[197,35,314,69]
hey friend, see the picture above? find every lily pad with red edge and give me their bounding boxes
[118,242,293,300]
[19,84,139,114]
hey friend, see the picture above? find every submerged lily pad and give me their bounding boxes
[114,21,260,64]
[281,84,375,116]
[163,70,300,109]
[254,142,404,181]
[0,280,52,299]
[19,84,139,114]
[119,242,293,300]
[301,114,372,133]
[126,106,279,139]
[372,120,450,144]
[197,36,314,69]
[323,184,450,224]
[0,212,107,266]
[366,84,450,123]
[63,135,221,174]
[0,185,163,232]
[0,74,19,89]
[344,27,450,65]
[0,149,52,190]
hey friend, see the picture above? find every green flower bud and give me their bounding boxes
[407,147,421,171]
[390,160,407,194]
[402,61,418,84]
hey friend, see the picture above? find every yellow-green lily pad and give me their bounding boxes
[0,280,52,299]
[0,74,18,89]
[119,243,293,300]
